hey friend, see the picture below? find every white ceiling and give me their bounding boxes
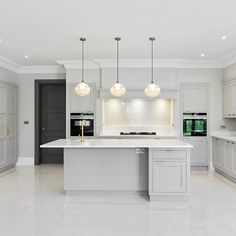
[0,0,236,67]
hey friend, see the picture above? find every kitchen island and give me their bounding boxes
[41,139,192,201]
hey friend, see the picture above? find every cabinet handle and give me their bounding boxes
[216,138,219,141]
[227,141,231,143]
[165,150,174,152]
[232,142,235,144]
[229,114,232,116]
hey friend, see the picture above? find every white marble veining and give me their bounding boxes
[1,165,236,235]
[211,131,236,142]
[40,138,192,149]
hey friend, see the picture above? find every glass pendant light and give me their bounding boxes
[110,37,126,97]
[144,37,161,97]
[75,38,91,96]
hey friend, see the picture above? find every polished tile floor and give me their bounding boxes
[1,165,236,236]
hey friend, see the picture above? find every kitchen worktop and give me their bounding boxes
[211,131,236,142]
[40,138,192,149]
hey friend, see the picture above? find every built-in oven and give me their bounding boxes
[70,113,94,137]
[183,113,207,137]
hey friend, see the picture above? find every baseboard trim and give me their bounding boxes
[16,157,34,166]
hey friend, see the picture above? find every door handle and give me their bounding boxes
[6,125,10,136]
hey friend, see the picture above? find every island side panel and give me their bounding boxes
[64,148,148,194]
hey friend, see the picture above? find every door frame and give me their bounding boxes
[35,79,66,165]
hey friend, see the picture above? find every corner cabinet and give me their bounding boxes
[69,83,95,113]
[212,137,236,181]
[148,149,190,200]
[223,80,236,118]
[0,82,18,171]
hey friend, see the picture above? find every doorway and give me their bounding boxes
[35,80,66,165]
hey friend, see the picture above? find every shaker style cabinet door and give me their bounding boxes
[223,80,236,118]
[0,83,18,171]
[184,137,207,166]
[182,85,207,113]
[151,161,187,193]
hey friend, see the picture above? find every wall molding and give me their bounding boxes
[0,56,20,73]
[2,53,236,74]
[16,157,34,166]
[18,65,65,74]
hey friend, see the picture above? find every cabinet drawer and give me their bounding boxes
[150,149,187,160]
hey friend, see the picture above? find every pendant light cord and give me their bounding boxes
[150,37,155,84]
[115,37,121,83]
[80,38,86,83]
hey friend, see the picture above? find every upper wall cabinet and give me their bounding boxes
[181,84,208,113]
[69,83,95,113]
[223,80,236,118]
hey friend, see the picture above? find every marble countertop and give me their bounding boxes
[40,138,193,149]
[211,131,236,142]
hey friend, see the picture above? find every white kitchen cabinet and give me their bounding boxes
[0,82,18,171]
[181,84,208,113]
[224,140,233,173]
[69,83,94,113]
[149,149,190,198]
[223,80,236,118]
[212,137,236,181]
[184,137,207,166]
[151,161,187,193]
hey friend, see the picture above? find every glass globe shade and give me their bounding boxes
[144,82,161,97]
[110,82,126,97]
[75,82,91,96]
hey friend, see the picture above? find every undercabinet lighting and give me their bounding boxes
[222,36,227,40]
[201,53,205,57]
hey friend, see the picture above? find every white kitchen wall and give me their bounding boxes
[17,73,65,164]
[103,98,172,127]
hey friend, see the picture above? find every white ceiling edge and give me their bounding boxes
[18,65,65,74]
[0,56,20,73]
[1,53,236,74]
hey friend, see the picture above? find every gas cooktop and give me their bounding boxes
[120,132,156,135]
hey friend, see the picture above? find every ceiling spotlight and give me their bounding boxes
[24,55,29,58]
[222,36,227,40]
[0,38,2,43]
[201,53,205,57]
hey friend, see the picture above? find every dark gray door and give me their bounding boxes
[40,84,66,164]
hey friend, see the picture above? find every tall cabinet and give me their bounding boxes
[0,82,18,171]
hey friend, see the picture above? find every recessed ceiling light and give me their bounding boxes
[24,55,28,58]
[222,36,227,40]
[0,38,2,43]
[201,53,205,57]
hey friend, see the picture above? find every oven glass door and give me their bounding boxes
[183,119,207,136]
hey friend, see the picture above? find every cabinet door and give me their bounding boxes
[70,85,94,113]
[223,85,233,117]
[182,85,207,113]
[152,161,187,193]
[0,86,5,113]
[213,138,224,169]
[0,138,6,166]
[6,88,16,114]
[184,137,207,165]
[231,142,236,176]
[224,141,233,173]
